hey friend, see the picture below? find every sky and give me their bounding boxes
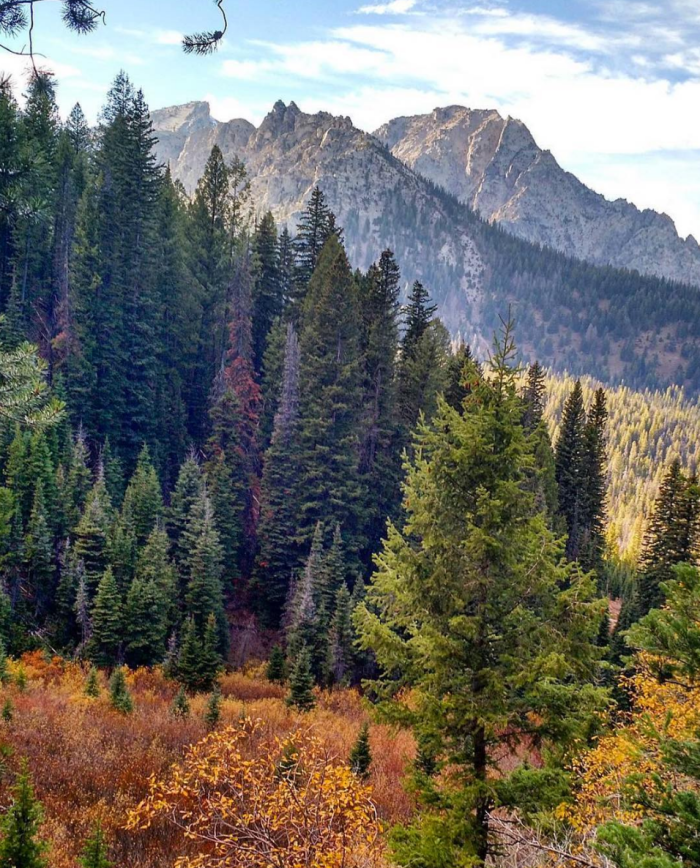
[3,0,700,239]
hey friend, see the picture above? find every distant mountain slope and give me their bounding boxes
[545,374,700,558]
[151,100,700,393]
[375,106,700,288]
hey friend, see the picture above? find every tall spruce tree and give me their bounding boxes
[251,211,282,373]
[555,380,587,560]
[186,145,231,442]
[580,387,609,573]
[637,460,700,617]
[356,322,607,865]
[293,186,333,305]
[0,761,47,868]
[358,250,402,556]
[254,323,302,625]
[296,236,365,565]
[87,567,122,667]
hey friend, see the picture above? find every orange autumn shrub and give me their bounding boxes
[127,718,385,868]
[0,655,413,867]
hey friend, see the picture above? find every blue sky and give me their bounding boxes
[4,0,700,239]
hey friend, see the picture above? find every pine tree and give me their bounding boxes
[87,568,122,668]
[78,824,113,868]
[171,685,190,717]
[349,722,372,779]
[293,186,333,305]
[167,451,205,577]
[119,445,163,546]
[580,387,609,573]
[522,361,547,431]
[108,666,133,714]
[84,665,100,697]
[637,460,700,617]
[206,251,261,571]
[356,322,607,865]
[396,287,451,438]
[182,488,228,654]
[266,645,288,684]
[444,341,478,412]
[402,281,437,356]
[71,473,113,596]
[286,523,324,676]
[123,574,168,667]
[0,761,47,868]
[358,250,402,556]
[177,614,221,693]
[254,322,302,625]
[286,645,316,712]
[328,583,355,687]
[555,380,587,560]
[1,699,12,723]
[201,686,221,729]
[24,483,54,617]
[252,211,282,372]
[187,145,231,442]
[64,427,92,531]
[296,236,366,564]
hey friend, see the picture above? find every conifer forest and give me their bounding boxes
[0,65,700,868]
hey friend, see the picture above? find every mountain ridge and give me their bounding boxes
[150,98,700,394]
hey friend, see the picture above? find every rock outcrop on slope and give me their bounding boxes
[152,99,485,333]
[150,99,700,393]
[375,106,700,287]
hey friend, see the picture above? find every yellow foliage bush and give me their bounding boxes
[127,718,385,868]
[559,653,700,834]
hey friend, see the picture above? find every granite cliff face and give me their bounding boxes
[375,106,700,287]
[152,99,486,335]
[149,99,700,392]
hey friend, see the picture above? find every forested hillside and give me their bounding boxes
[545,375,700,558]
[0,69,700,868]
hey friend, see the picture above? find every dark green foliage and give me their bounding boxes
[252,211,282,372]
[0,638,8,685]
[598,565,700,868]
[358,250,402,556]
[443,341,478,412]
[350,722,372,779]
[637,460,699,617]
[1,698,12,723]
[293,186,337,307]
[296,237,366,564]
[254,322,302,625]
[108,666,133,714]
[328,583,355,686]
[580,387,609,573]
[177,614,222,694]
[170,685,190,717]
[87,568,122,667]
[286,645,316,712]
[357,322,608,865]
[0,761,47,868]
[266,645,288,684]
[555,380,587,560]
[204,684,222,728]
[78,824,113,868]
[84,665,100,697]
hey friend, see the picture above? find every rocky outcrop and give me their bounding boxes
[151,100,485,332]
[375,106,700,287]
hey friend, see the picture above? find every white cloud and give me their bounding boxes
[205,93,265,125]
[357,0,417,15]
[155,30,184,46]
